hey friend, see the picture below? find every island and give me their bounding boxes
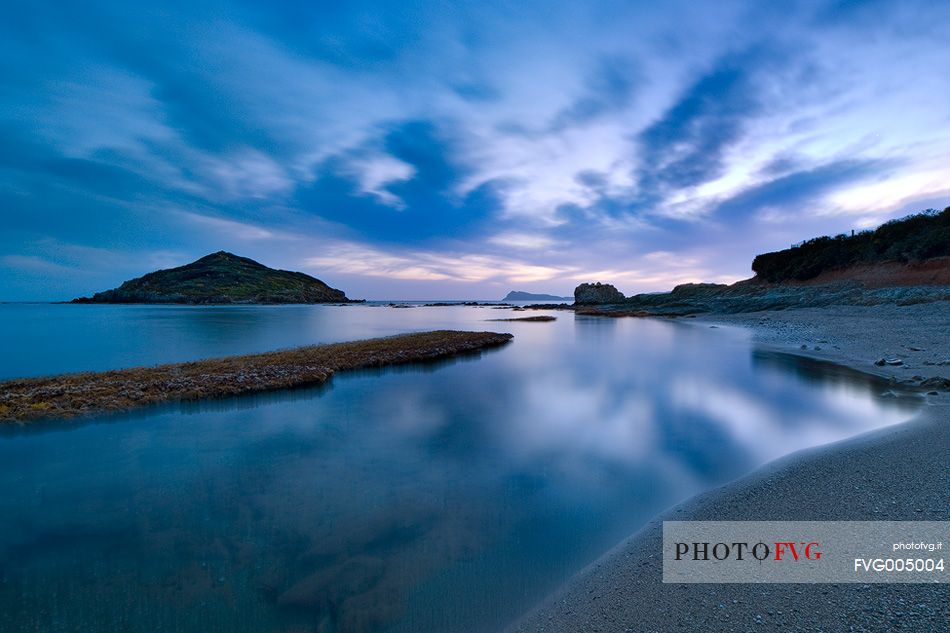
[502,291,571,302]
[72,251,355,304]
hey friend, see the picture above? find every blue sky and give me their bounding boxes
[2,0,949,300]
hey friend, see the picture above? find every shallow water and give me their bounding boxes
[0,304,919,632]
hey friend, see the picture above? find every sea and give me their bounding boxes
[0,302,919,632]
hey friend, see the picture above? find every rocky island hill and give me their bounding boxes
[502,291,572,302]
[574,207,950,313]
[73,251,356,304]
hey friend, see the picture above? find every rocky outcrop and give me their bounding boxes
[669,282,729,298]
[574,282,625,305]
[571,281,950,316]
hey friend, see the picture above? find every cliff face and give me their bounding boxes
[73,251,353,304]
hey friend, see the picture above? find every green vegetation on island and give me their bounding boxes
[72,251,354,304]
[752,207,950,283]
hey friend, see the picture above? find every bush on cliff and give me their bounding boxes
[751,207,950,283]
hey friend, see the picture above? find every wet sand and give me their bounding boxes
[508,303,949,633]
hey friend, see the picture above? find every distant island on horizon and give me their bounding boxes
[502,291,572,302]
[72,251,355,305]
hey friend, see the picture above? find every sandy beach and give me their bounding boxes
[508,302,950,632]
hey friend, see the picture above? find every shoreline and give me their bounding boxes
[507,303,949,632]
[0,330,512,423]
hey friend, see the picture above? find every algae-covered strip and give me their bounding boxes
[486,316,557,322]
[0,330,513,423]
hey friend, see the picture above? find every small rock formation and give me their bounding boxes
[874,358,904,366]
[574,282,625,305]
[919,377,950,391]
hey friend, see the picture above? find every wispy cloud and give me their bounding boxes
[303,241,573,284]
[174,212,282,241]
[0,255,78,276]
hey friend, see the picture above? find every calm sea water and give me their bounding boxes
[0,304,918,632]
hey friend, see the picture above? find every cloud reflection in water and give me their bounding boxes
[0,307,920,633]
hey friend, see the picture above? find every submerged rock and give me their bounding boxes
[875,358,904,366]
[919,377,950,391]
[278,555,386,608]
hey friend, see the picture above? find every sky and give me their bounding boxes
[2,0,950,301]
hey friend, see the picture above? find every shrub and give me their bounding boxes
[751,207,950,282]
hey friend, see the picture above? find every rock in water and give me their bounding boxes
[72,251,353,304]
[574,282,625,305]
[919,377,950,391]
